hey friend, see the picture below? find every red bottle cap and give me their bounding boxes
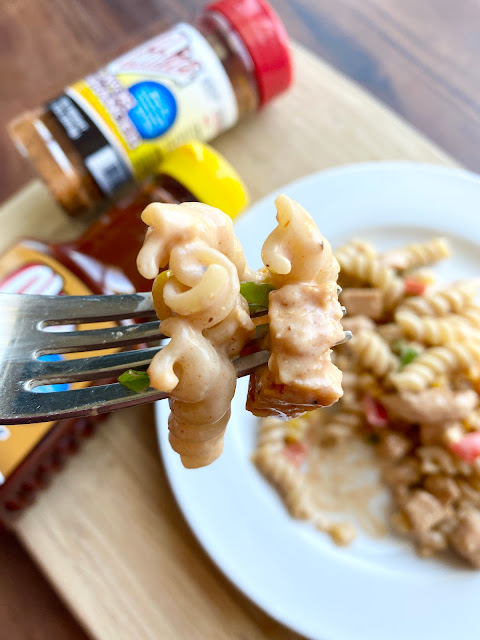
[205,0,293,105]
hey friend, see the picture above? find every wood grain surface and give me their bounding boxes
[0,1,475,639]
[2,42,456,640]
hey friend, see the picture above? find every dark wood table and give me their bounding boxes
[1,1,479,638]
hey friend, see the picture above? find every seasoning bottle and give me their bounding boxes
[0,141,248,522]
[9,0,292,217]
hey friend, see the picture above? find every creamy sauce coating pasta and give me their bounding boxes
[137,202,254,468]
[137,196,344,468]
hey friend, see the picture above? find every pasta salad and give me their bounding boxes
[254,236,480,567]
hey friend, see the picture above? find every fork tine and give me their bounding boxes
[36,292,157,325]
[337,330,353,345]
[28,346,162,387]
[0,291,354,424]
[233,350,270,377]
[32,346,268,388]
[5,385,168,424]
[3,350,271,424]
[36,321,165,354]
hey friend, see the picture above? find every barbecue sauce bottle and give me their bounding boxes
[0,142,248,522]
[10,0,291,216]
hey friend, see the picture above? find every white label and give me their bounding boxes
[68,23,239,181]
[0,263,64,295]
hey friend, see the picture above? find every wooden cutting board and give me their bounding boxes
[3,44,455,640]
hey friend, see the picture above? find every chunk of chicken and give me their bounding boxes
[419,421,463,447]
[381,389,477,424]
[401,490,451,533]
[340,288,383,319]
[248,281,344,418]
[449,508,480,568]
[377,431,411,460]
[424,475,461,506]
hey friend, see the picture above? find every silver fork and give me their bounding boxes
[0,292,351,424]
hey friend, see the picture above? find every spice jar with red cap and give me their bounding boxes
[10,0,292,217]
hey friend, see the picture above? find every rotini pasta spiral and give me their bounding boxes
[252,446,315,519]
[148,318,221,397]
[203,294,255,357]
[389,341,480,391]
[168,359,236,468]
[380,237,450,271]
[334,239,377,259]
[137,202,237,279]
[461,305,480,328]
[335,250,404,309]
[137,202,254,468]
[150,319,239,467]
[350,329,398,377]
[399,281,479,316]
[284,415,311,443]
[395,310,476,345]
[315,411,363,446]
[255,414,312,449]
[261,194,339,287]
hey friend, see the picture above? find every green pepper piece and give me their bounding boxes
[118,369,151,392]
[240,282,275,312]
[399,347,419,368]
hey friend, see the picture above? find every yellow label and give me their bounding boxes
[0,242,116,483]
[66,23,238,189]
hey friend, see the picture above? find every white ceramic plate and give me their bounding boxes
[156,162,480,640]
